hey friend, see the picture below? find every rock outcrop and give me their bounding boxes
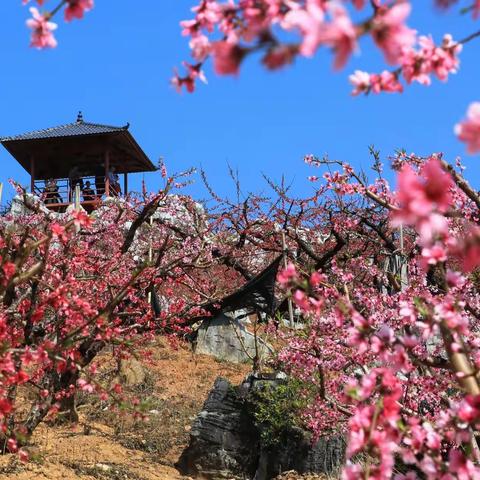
[195,312,273,364]
[177,377,260,479]
[176,376,346,480]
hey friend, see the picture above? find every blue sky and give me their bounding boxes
[0,1,478,204]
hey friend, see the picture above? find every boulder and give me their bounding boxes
[118,358,146,387]
[195,312,273,364]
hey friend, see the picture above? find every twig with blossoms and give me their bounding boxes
[24,0,94,48]
[173,1,480,96]
[350,27,480,96]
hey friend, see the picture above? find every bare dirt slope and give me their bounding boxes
[0,338,251,480]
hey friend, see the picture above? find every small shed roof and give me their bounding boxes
[1,113,157,179]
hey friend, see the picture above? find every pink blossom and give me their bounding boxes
[349,70,370,95]
[0,398,12,416]
[351,0,365,9]
[2,262,16,282]
[455,227,480,272]
[435,299,467,330]
[400,46,432,86]
[421,158,453,211]
[65,0,94,22]
[434,34,462,80]
[463,243,480,272]
[370,71,403,94]
[77,378,94,393]
[304,154,321,166]
[342,463,363,479]
[421,244,447,266]
[415,212,449,246]
[26,7,58,49]
[358,371,377,398]
[371,3,417,65]
[446,270,465,289]
[392,158,453,245]
[350,70,403,95]
[277,263,298,285]
[190,0,221,32]
[392,161,428,219]
[189,34,211,62]
[316,4,357,69]
[371,324,394,354]
[420,455,440,477]
[51,223,69,242]
[457,394,480,423]
[401,34,461,86]
[282,0,326,57]
[180,19,199,38]
[183,62,207,84]
[474,0,480,18]
[18,449,29,463]
[421,423,441,450]
[211,41,246,75]
[7,438,18,453]
[449,450,480,479]
[347,405,373,455]
[70,210,93,229]
[171,73,191,93]
[293,289,310,310]
[455,102,480,154]
[309,271,325,287]
[347,314,370,354]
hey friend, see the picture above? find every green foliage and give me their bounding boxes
[248,377,310,448]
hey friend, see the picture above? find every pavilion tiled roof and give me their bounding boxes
[1,113,129,142]
[0,112,156,177]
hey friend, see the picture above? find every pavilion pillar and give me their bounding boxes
[30,156,35,194]
[123,173,128,198]
[104,150,110,197]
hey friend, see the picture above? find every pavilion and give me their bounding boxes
[0,112,156,210]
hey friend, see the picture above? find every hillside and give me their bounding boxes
[0,338,251,480]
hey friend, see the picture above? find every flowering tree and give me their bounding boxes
[6,151,480,477]
[1,169,324,459]
[0,180,240,457]
[268,152,480,478]
[196,157,480,477]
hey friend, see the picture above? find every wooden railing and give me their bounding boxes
[34,176,121,211]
